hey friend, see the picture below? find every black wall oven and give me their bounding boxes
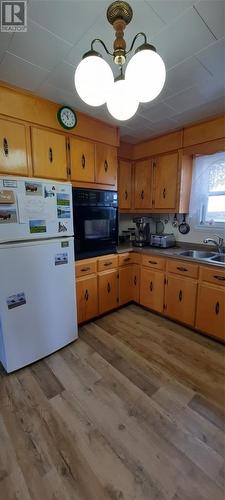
[72,188,118,260]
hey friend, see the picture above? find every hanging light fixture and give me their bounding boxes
[74,1,166,121]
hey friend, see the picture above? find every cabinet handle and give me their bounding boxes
[163,187,166,199]
[104,261,112,266]
[141,190,144,200]
[84,289,89,301]
[124,190,128,200]
[107,282,111,293]
[81,266,90,272]
[177,266,188,272]
[150,281,153,292]
[81,154,85,168]
[124,257,130,262]
[104,160,108,172]
[148,260,157,265]
[3,137,9,157]
[215,301,220,315]
[214,275,225,281]
[179,290,182,302]
[134,275,137,286]
[49,147,53,163]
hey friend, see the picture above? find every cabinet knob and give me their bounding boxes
[104,160,108,172]
[84,289,89,301]
[163,187,166,199]
[179,290,183,302]
[107,282,111,293]
[177,267,188,272]
[150,281,153,292]
[3,137,9,157]
[49,147,53,163]
[124,190,128,200]
[104,261,112,267]
[134,275,137,286]
[81,267,90,272]
[214,275,225,281]
[81,154,85,168]
[141,190,144,200]
[215,301,220,315]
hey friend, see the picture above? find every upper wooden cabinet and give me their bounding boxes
[31,127,68,180]
[0,118,29,176]
[95,144,117,186]
[134,159,152,209]
[119,160,132,209]
[153,152,178,209]
[70,137,95,183]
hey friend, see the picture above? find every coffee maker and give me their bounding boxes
[133,217,151,247]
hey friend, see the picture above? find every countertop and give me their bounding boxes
[116,243,225,269]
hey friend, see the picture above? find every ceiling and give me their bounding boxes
[0,0,224,143]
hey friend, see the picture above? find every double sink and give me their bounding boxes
[177,250,225,264]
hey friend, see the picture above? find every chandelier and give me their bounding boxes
[74,1,166,121]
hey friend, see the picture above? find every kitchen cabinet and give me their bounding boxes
[31,127,67,180]
[131,264,140,303]
[119,160,132,209]
[153,152,178,209]
[140,268,164,313]
[134,160,152,209]
[165,275,197,326]
[98,269,119,314]
[95,144,117,186]
[119,266,132,305]
[0,118,29,176]
[70,137,95,183]
[195,284,225,341]
[76,275,98,323]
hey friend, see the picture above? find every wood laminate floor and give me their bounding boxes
[0,304,224,500]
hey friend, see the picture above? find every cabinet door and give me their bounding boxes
[154,153,178,209]
[0,119,28,176]
[70,137,95,182]
[31,127,67,180]
[119,266,132,305]
[119,160,132,209]
[99,270,118,314]
[131,264,140,303]
[140,268,164,313]
[165,274,197,326]
[196,285,225,341]
[134,160,152,209]
[76,276,98,323]
[95,144,117,185]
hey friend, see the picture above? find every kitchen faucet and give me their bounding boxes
[203,235,224,253]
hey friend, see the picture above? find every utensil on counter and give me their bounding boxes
[178,214,190,235]
[172,213,178,228]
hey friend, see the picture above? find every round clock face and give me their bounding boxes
[57,107,77,129]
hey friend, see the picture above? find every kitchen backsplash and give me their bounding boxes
[119,213,225,245]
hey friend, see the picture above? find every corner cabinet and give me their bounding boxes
[31,127,68,180]
[0,118,29,176]
[119,160,132,209]
[95,144,117,186]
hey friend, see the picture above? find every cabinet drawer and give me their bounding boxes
[142,254,165,270]
[167,259,198,279]
[199,266,225,287]
[98,254,118,272]
[75,259,97,277]
[118,252,141,266]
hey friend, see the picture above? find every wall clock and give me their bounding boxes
[57,106,77,130]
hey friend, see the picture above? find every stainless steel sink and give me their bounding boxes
[210,254,225,263]
[178,250,217,259]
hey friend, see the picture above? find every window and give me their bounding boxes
[189,152,225,228]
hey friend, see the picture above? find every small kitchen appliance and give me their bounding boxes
[133,217,151,247]
[150,233,176,248]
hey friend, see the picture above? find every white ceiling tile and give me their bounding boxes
[165,56,212,96]
[0,33,14,62]
[8,20,72,70]
[151,7,215,69]
[146,1,194,24]
[164,85,210,113]
[196,37,225,78]
[194,0,225,39]
[0,52,49,91]
[45,61,75,94]
[119,134,139,144]
[172,96,225,125]
[125,113,154,131]
[139,102,177,122]
[28,0,109,44]
[37,82,78,108]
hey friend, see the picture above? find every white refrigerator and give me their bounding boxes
[0,176,78,373]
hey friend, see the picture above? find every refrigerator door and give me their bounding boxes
[0,237,78,372]
[0,176,73,243]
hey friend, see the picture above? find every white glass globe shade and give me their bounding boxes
[75,55,114,106]
[126,49,166,103]
[106,79,139,121]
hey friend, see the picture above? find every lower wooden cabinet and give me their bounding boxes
[119,266,132,306]
[131,264,140,303]
[195,284,225,341]
[98,270,119,314]
[165,275,197,326]
[140,268,164,313]
[76,275,98,323]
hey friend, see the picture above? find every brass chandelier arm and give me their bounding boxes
[91,38,114,56]
[125,32,147,55]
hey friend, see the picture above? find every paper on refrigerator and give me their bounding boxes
[17,194,57,223]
